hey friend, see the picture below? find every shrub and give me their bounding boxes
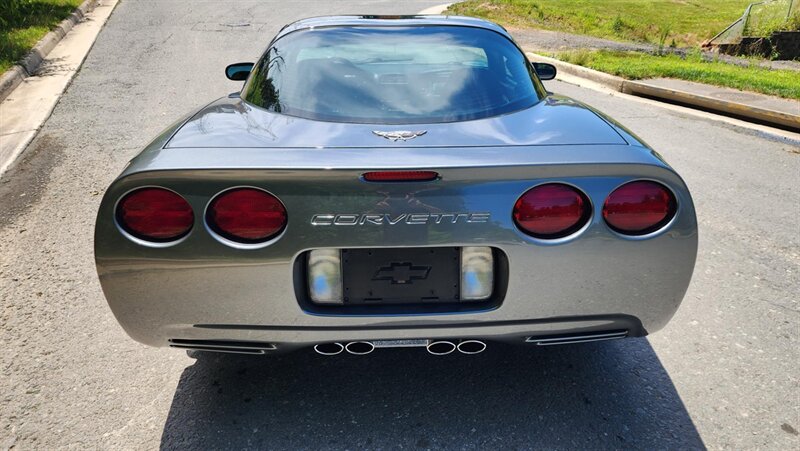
[0,1,30,29]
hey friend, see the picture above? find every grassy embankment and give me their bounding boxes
[448,0,800,99]
[0,0,83,74]
[449,0,755,47]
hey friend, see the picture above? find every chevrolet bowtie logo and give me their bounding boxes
[372,262,431,284]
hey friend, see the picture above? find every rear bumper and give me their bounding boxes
[98,233,696,350]
[96,163,697,351]
[165,315,643,354]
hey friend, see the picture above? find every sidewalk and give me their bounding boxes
[0,0,118,176]
[527,52,800,132]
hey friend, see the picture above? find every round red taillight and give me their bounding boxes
[207,188,287,243]
[513,183,591,239]
[116,187,194,241]
[603,181,677,235]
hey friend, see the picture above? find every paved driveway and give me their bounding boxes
[0,1,798,449]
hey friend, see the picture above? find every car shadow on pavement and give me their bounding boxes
[159,338,704,449]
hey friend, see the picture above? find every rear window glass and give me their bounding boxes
[242,26,542,124]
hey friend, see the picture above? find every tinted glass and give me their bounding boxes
[242,26,542,124]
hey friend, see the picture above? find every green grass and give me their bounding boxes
[556,49,800,100]
[0,0,82,74]
[448,0,755,47]
[744,1,800,36]
[449,1,800,98]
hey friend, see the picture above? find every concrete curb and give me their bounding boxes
[622,81,800,131]
[0,66,27,101]
[0,0,117,178]
[0,0,98,103]
[526,51,800,132]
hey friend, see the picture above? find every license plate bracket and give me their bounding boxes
[342,247,460,304]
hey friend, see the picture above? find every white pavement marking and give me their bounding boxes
[0,0,119,177]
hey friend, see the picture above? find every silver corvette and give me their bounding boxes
[94,15,697,357]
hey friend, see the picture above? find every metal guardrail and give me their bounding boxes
[704,0,798,46]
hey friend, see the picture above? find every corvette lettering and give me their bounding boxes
[311,213,491,226]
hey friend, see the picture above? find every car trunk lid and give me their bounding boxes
[164,96,628,149]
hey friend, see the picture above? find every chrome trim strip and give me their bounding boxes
[168,339,277,352]
[525,331,628,346]
[169,345,274,354]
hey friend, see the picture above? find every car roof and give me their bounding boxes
[275,15,511,41]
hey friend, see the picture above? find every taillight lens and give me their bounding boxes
[603,181,676,235]
[207,188,287,242]
[513,183,591,239]
[116,187,194,241]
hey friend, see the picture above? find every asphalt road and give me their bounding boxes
[1,1,799,449]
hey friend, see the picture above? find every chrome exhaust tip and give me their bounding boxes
[426,340,456,355]
[345,341,375,355]
[314,342,344,355]
[457,340,486,354]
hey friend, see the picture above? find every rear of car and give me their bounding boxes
[95,17,697,356]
